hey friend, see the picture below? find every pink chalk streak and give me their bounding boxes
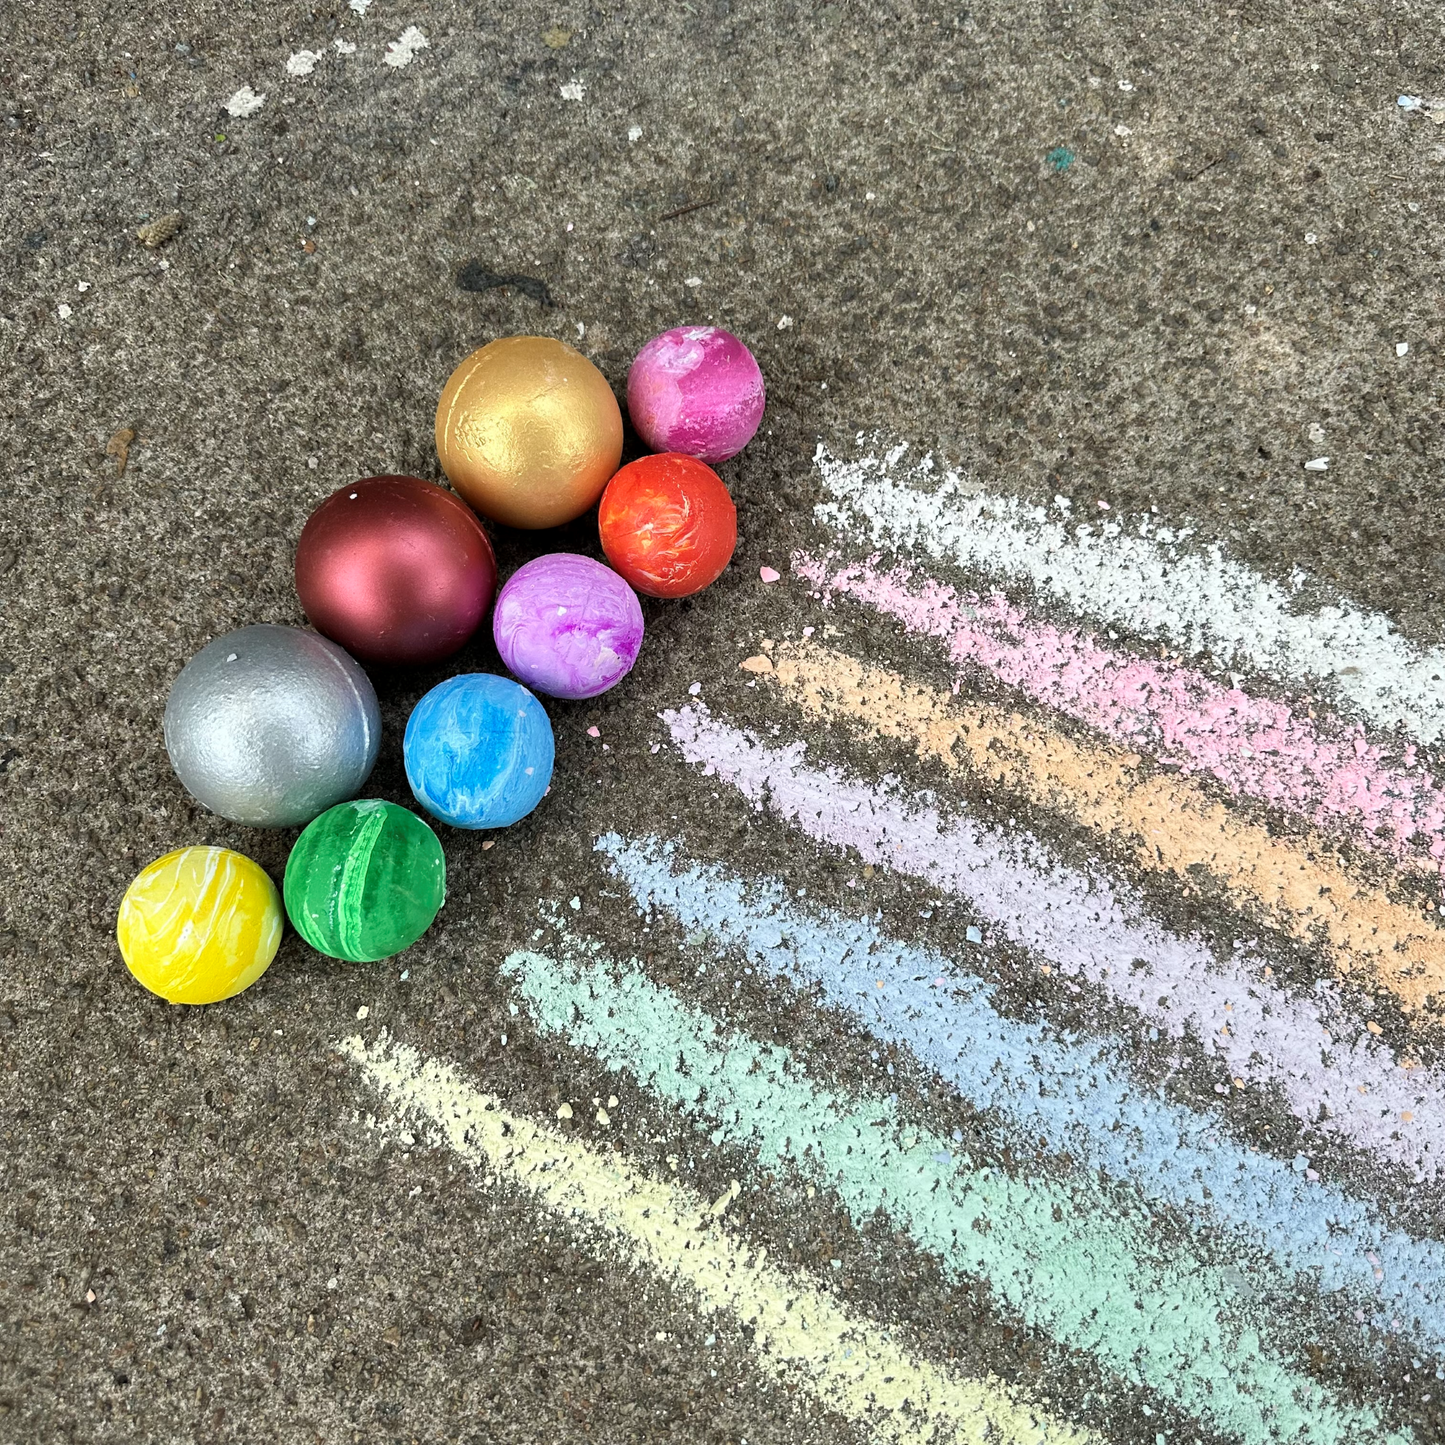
[794,553,1445,875]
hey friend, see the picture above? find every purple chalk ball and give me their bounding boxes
[493,553,644,701]
[627,326,765,464]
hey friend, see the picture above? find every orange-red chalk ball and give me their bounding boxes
[597,453,737,599]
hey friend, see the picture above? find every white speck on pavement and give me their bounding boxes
[383,27,429,68]
[223,85,266,117]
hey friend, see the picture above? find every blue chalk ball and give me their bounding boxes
[403,673,555,829]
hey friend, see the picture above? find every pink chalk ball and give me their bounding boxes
[627,327,765,464]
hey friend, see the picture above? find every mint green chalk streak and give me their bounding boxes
[504,949,1407,1445]
[335,801,386,958]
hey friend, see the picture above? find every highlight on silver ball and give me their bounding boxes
[163,624,381,828]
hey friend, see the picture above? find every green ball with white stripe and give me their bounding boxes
[283,800,445,962]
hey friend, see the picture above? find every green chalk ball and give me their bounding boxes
[283,799,446,962]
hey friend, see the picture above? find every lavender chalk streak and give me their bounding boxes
[659,703,1444,1182]
[598,834,1445,1356]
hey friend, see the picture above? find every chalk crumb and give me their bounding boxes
[356,1005,369,1020]
[286,49,323,77]
[759,566,782,583]
[383,26,429,68]
[709,1179,742,1216]
[560,79,586,101]
[334,38,357,54]
[628,124,643,143]
[557,1102,574,1119]
[740,655,774,674]
[223,85,266,117]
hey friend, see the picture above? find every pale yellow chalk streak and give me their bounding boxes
[760,643,1445,1017]
[340,1030,1093,1445]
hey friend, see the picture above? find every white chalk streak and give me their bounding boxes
[813,443,1445,742]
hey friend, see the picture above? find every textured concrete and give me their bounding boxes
[2,1,1442,1441]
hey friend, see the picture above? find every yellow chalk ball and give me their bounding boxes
[117,847,282,1005]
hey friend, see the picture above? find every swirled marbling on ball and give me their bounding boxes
[404,673,554,829]
[164,625,380,827]
[117,847,282,1004]
[598,452,737,598]
[284,799,446,962]
[493,553,644,700]
[626,326,765,463]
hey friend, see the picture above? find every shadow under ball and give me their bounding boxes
[435,336,624,530]
[164,625,381,828]
[295,475,497,665]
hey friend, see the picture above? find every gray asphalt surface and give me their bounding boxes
[3,2,1443,1441]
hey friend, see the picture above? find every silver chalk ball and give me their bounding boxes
[164,624,381,827]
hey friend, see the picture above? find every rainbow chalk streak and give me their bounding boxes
[598,835,1445,1359]
[659,702,1444,1180]
[506,947,1406,1445]
[812,442,1445,742]
[794,551,1445,875]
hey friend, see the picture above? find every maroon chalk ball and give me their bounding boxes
[295,476,497,666]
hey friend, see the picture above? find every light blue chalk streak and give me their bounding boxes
[597,832,1445,1359]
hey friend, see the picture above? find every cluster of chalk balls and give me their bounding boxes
[116,327,764,1005]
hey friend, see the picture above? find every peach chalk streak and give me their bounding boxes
[794,553,1445,876]
[764,642,1445,1018]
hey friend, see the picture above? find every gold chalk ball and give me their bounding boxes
[435,336,624,530]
